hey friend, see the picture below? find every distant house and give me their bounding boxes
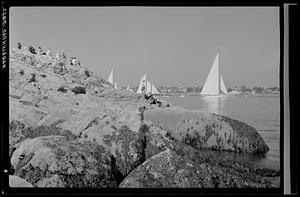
[229,90,240,95]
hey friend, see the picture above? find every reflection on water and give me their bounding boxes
[201,96,228,115]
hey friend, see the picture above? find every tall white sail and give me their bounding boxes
[146,81,152,93]
[201,53,228,95]
[220,75,228,94]
[151,83,160,94]
[201,54,220,95]
[137,74,147,94]
[114,81,118,89]
[108,69,114,85]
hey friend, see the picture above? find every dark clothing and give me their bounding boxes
[17,42,22,49]
[29,46,36,54]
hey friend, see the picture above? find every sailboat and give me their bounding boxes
[200,53,228,96]
[108,69,114,85]
[114,81,118,89]
[126,85,134,92]
[136,74,160,95]
[137,74,147,94]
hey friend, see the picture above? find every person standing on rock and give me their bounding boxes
[71,57,77,66]
[70,57,73,65]
[17,42,22,49]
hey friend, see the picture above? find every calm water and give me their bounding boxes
[158,94,280,171]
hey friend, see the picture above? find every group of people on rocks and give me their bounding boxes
[144,92,161,105]
[17,42,81,67]
[70,57,80,66]
[18,42,52,56]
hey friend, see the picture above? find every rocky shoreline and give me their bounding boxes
[8,47,280,188]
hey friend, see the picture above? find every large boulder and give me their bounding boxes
[144,107,269,153]
[120,148,272,188]
[10,136,117,187]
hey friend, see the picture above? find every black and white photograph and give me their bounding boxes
[2,1,299,195]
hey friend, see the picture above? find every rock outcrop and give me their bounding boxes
[120,148,272,188]
[144,107,269,153]
[8,47,276,188]
[10,136,117,187]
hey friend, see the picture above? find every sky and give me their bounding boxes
[9,7,280,88]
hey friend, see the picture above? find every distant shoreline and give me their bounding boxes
[157,92,280,97]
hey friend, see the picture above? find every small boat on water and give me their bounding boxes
[179,95,185,98]
[200,53,229,97]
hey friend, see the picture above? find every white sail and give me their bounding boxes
[220,75,228,94]
[201,53,228,95]
[137,74,147,94]
[201,54,220,95]
[146,81,152,93]
[114,81,118,89]
[151,83,160,94]
[108,69,114,85]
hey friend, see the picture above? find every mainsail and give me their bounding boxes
[151,83,160,94]
[146,81,152,93]
[201,53,228,95]
[108,69,114,85]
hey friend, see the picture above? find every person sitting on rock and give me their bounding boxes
[70,57,74,65]
[29,46,36,54]
[46,49,52,56]
[17,42,22,49]
[71,57,78,66]
[37,47,43,55]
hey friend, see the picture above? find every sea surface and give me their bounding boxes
[158,94,280,172]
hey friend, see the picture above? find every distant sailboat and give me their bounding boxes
[108,69,114,85]
[136,74,160,95]
[137,74,147,94]
[201,53,228,95]
[126,85,134,92]
[114,81,118,89]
